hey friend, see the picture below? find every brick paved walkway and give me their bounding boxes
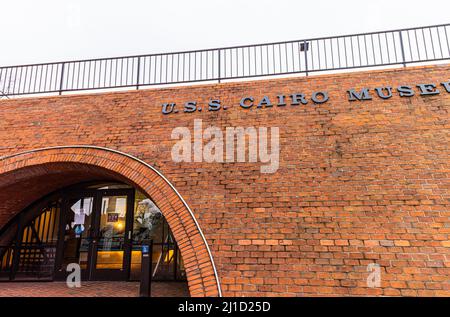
[0,281,189,297]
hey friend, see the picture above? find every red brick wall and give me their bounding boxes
[0,64,449,296]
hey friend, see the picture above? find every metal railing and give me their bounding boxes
[0,244,56,281]
[0,23,449,98]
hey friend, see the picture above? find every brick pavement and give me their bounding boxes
[0,281,189,297]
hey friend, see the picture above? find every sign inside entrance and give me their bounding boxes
[74,224,85,237]
[107,213,119,222]
[74,210,86,225]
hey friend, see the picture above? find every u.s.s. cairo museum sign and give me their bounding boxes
[161,81,450,115]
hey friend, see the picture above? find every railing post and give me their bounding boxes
[136,57,141,90]
[399,31,407,67]
[218,49,221,83]
[304,41,309,76]
[58,62,66,95]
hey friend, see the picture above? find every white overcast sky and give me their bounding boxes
[1,0,449,66]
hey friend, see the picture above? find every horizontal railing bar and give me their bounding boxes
[7,59,450,97]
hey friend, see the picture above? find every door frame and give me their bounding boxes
[54,187,135,281]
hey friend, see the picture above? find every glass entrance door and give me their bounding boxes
[90,190,134,280]
[55,194,95,280]
[55,188,134,281]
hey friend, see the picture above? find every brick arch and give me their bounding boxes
[0,146,222,297]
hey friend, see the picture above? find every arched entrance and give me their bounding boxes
[1,181,188,282]
[0,146,222,297]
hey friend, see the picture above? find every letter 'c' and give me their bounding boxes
[240,96,254,109]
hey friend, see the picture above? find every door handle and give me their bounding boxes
[128,231,132,240]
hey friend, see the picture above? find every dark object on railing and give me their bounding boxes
[0,24,449,98]
[139,241,153,297]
